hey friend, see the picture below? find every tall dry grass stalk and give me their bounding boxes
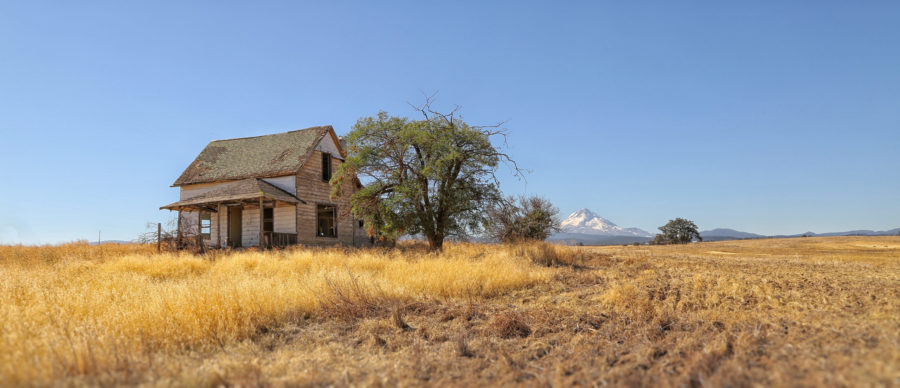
[1,238,897,386]
[0,242,552,385]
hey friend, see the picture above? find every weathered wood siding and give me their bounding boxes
[296,148,358,246]
[274,204,296,233]
[180,210,200,234]
[242,205,260,247]
[180,181,230,200]
[354,218,370,246]
[174,132,373,248]
[180,175,295,201]
[178,209,226,247]
[217,206,228,248]
[210,211,219,245]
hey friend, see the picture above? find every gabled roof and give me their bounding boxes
[160,178,306,210]
[173,125,342,186]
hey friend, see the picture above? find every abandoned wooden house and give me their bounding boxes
[161,125,372,248]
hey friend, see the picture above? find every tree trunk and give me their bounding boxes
[427,231,444,251]
[427,235,443,251]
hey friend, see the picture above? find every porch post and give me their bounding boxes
[259,197,265,249]
[197,211,203,252]
[217,203,222,249]
[176,210,182,249]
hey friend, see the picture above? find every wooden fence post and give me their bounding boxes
[157,222,161,253]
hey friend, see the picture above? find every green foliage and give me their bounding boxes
[485,196,560,243]
[652,218,702,245]
[331,99,518,250]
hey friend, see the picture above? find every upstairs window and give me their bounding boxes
[317,205,337,238]
[321,152,332,182]
[200,211,211,240]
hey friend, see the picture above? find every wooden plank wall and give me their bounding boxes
[274,204,296,233]
[242,206,260,247]
[295,149,356,246]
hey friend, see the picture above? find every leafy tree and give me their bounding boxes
[331,97,520,251]
[485,195,560,243]
[653,218,702,244]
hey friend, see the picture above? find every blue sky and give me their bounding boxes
[1,1,898,244]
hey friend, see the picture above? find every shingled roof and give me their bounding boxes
[173,126,337,186]
[160,178,306,210]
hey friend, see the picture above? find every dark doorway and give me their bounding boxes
[263,207,274,233]
[228,207,242,248]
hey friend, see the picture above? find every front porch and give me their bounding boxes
[161,178,305,249]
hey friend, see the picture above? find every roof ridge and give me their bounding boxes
[209,125,332,143]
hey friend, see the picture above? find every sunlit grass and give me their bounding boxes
[0,242,553,385]
[0,237,897,386]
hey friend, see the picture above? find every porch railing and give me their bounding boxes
[262,232,298,248]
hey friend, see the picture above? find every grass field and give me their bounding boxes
[1,237,897,386]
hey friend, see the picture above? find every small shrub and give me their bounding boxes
[455,336,474,358]
[319,274,394,320]
[485,196,561,243]
[392,308,411,330]
[511,242,583,267]
[487,311,531,338]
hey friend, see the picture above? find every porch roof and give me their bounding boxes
[160,178,306,211]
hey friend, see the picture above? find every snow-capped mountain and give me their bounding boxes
[559,208,652,237]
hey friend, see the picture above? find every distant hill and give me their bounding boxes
[701,227,900,241]
[550,219,899,245]
[700,228,765,242]
[90,240,132,245]
[547,232,651,246]
[773,228,900,238]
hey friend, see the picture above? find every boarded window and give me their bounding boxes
[322,152,332,182]
[200,211,211,240]
[263,208,274,233]
[317,205,337,238]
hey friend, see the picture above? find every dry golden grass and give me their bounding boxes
[0,242,552,386]
[0,237,897,386]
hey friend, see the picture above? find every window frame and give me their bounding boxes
[321,152,332,182]
[200,211,211,240]
[316,204,337,238]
